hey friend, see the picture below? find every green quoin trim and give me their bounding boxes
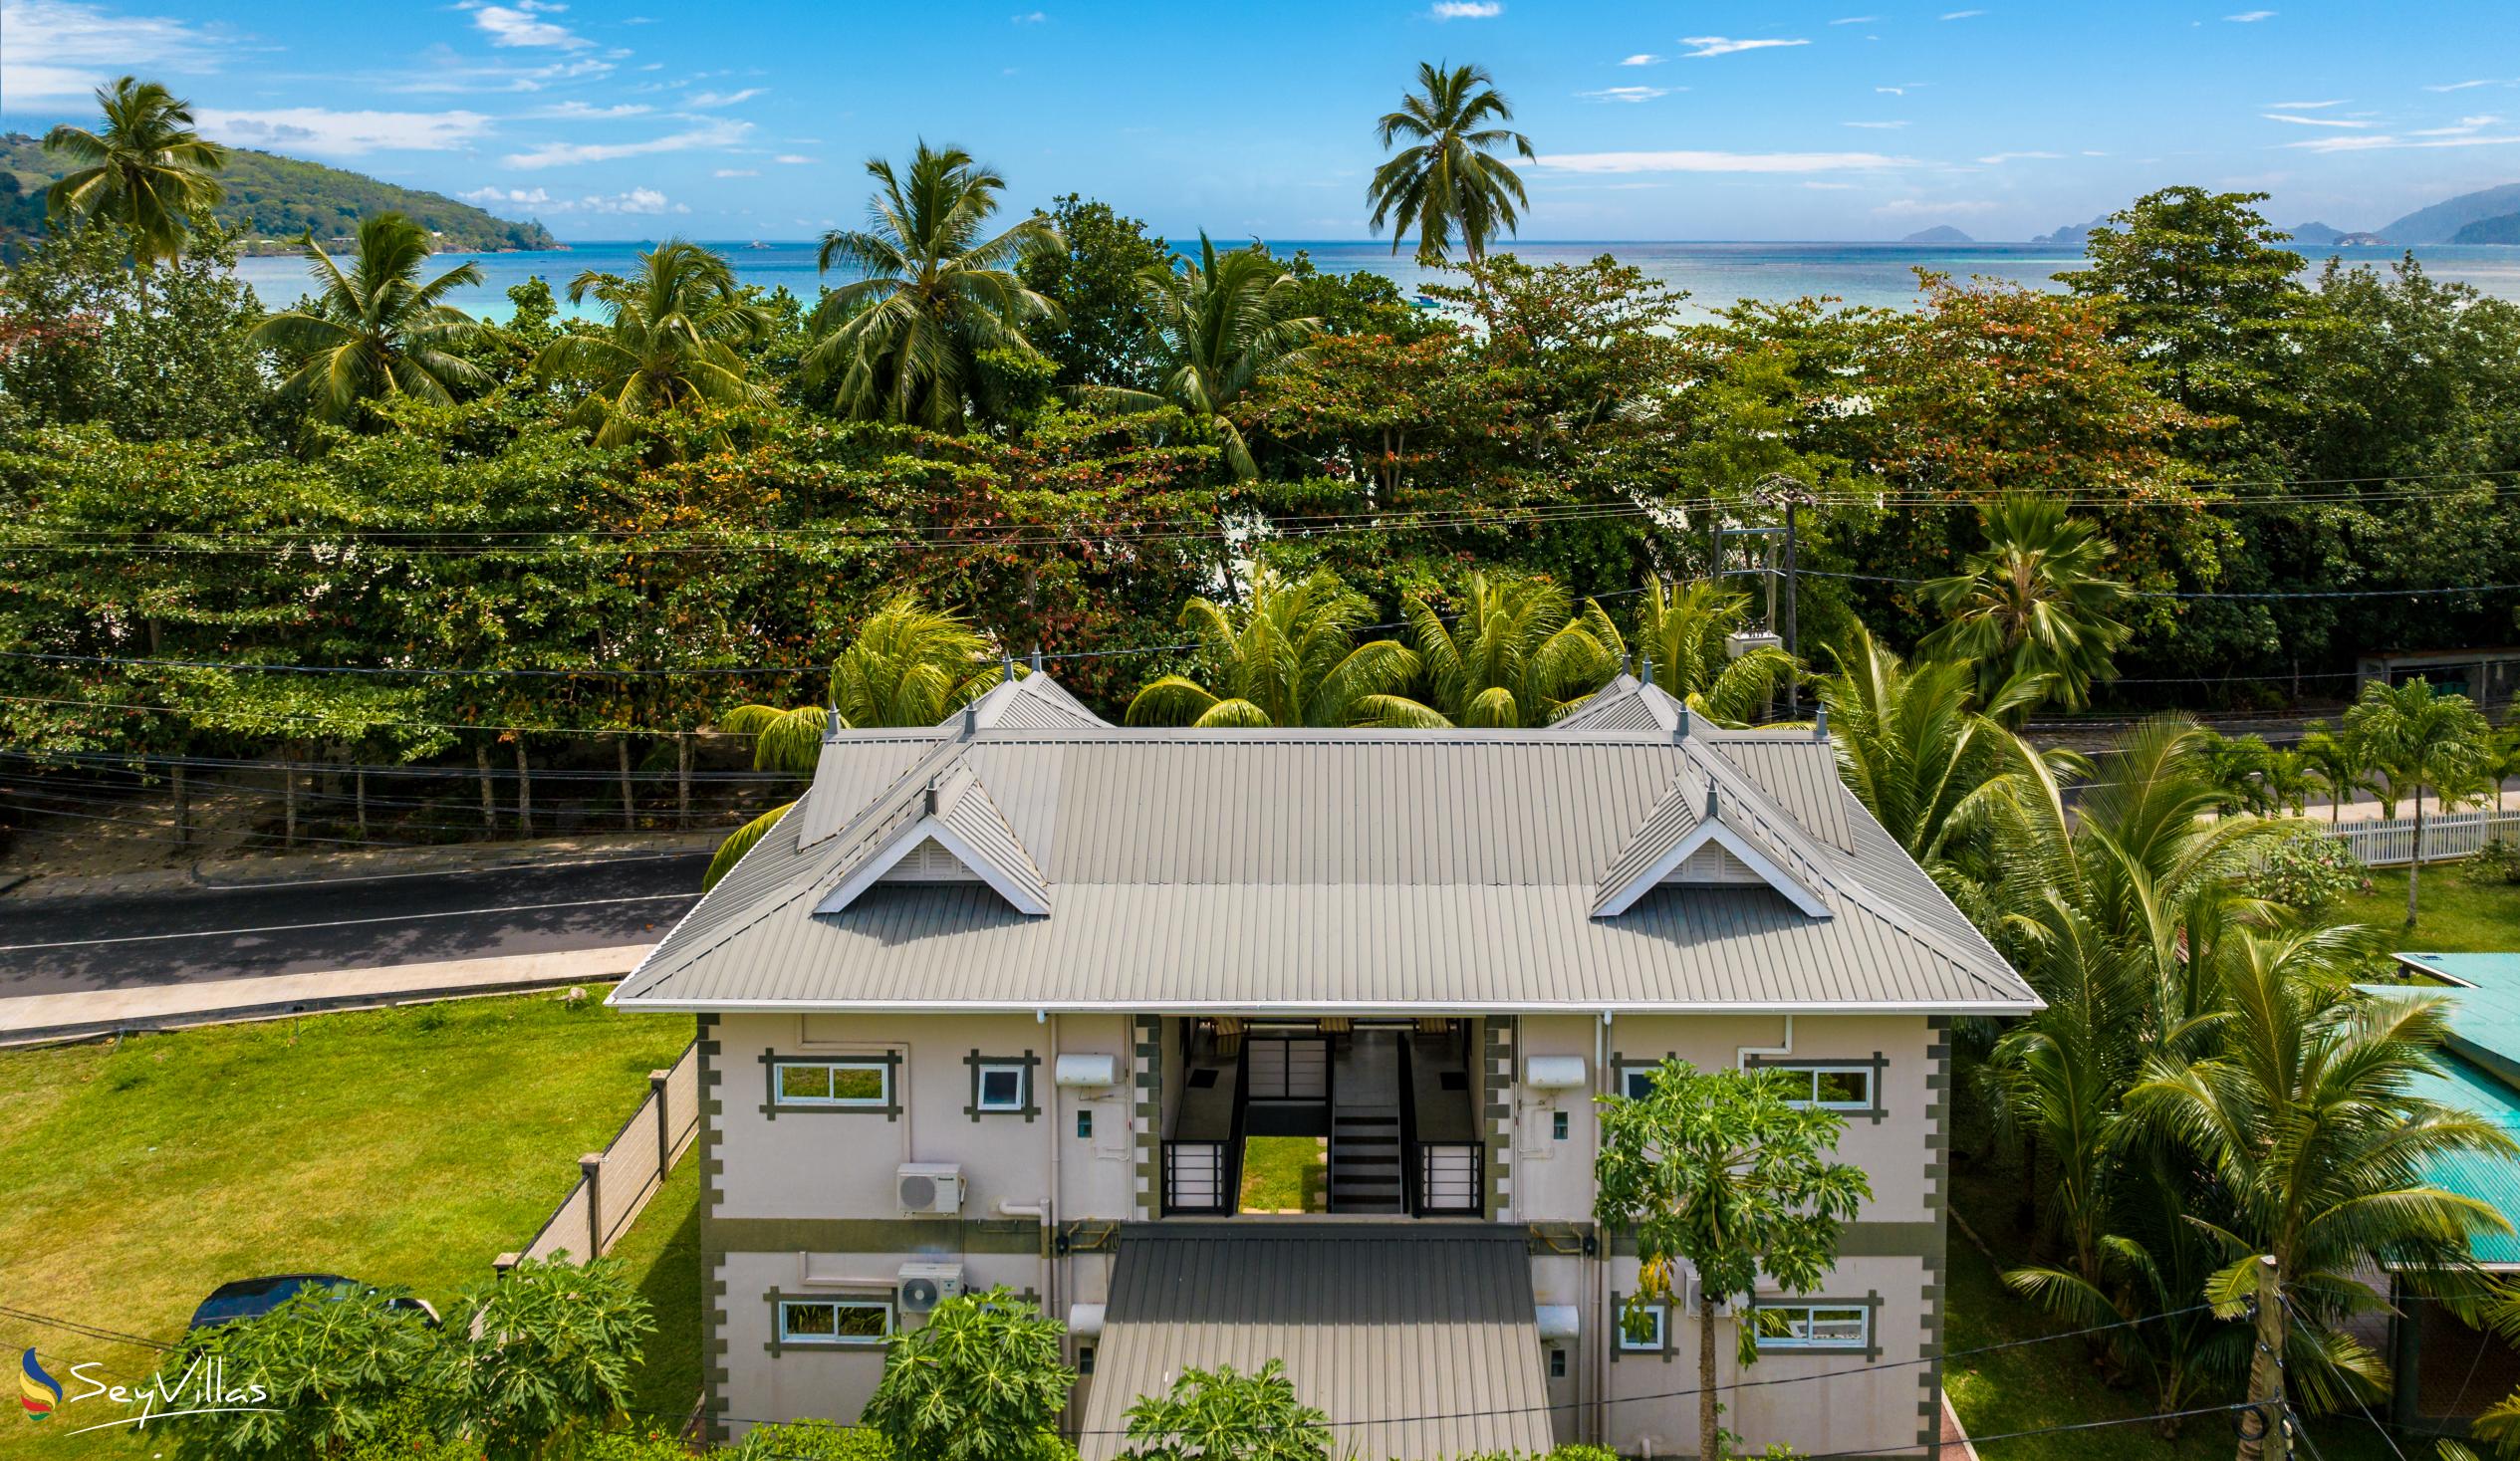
[1481,1018,1513,1220]
[1917,1016,1953,1451]
[705,1216,1048,1256]
[696,1015,731,1444]
[1133,1016,1162,1220]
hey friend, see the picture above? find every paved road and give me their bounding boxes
[0,852,705,997]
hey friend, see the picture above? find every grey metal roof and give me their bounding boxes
[613,678,2039,1014]
[1078,1223,1556,1461]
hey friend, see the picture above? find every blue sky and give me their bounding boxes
[4,0,2517,241]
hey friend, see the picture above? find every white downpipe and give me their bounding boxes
[1596,1008,1613,1446]
[1738,1014,1794,1069]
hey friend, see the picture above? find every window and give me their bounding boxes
[1552,1110,1570,1141]
[1765,1067,1875,1110]
[1548,1347,1568,1379]
[1752,1303,1870,1351]
[1616,1302,1667,1352]
[1621,1068,1658,1100]
[775,1059,891,1108]
[1077,1343,1096,1375]
[976,1062,1029,1113]
[778,1298,891,1346]
[1076,1109,1094,1139]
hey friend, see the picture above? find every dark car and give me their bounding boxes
[186,1275,441,1331]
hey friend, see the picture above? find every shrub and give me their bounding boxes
[2248,835,2369,913]
[2465,837,2520,886]
[734,1420,893,1461]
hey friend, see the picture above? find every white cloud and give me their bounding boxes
[1580,86,1670,103]
[0,0,227,104]
[472,3,592,50]
[1844,120,1908,128]
[1939,9,1985,19]
[1536,148,1908,173]
[196,107,493,156]
[2265,99,2345,109]
[1874,198,2000,217]
[1876,86,1906,95]
[534,100,650,120]
[461,185,551,205]
[1680,35,1809,58]
[1619,54,1663,66]
[1803,180,1857,189]
[773,153,819,164]
[1829,15,1879,23]
[1978,149,2063,162]
[1012,8,1046,19]
[2425,78,2516,93]
[2225,9,2275,19]
[378,47,616,94]
[683,88,764,107]
[2263,112,2370,127]
[2286,131,2520,153]
[501,119,748,167]
[2409,115,2503,135]
[1430,0,1500,15]
[469,184,684,214]
[713,166,760,177]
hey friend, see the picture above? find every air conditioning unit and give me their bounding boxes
[1681,1267,1737,1317]
[897,1262,965,1315]
[1724,629,1784,660]
[896,1162,964,1214]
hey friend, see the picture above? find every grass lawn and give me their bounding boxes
[1237,1135,1326,1213]
[0,991,695,1461]
[610,1155,703,1426]
[2344,868,2520,953]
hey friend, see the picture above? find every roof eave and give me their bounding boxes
[603,994,2047,1016]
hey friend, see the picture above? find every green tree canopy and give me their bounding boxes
[1360,573,1619,728]
[806,141,1063,430]
[252,211,489,428]
[1596,579,1795,727]
[1117,1358,1330,1461]
[1918,493,2134,719]
[860,1287,1072,1461]
[2345,675,2491,922]
[1125,567,1418,728]
[534,239,773,449]
[1594,1061,1872,1461]
[1366,62,1536,264]
[43,75,228,267]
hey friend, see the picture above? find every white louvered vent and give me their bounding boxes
[879,838,979,883]
[1666,842,1762,885]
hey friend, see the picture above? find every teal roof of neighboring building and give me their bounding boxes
[2370,955,2520,1266]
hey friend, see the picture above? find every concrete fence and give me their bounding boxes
[499,1038,700,1272]
[2322,809,2520,868]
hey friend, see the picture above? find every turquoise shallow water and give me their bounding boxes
[228,238,2520,324]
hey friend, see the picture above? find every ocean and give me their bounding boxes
[227,238,2520,324]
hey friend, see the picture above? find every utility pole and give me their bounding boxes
[1753,472,1816,719]
[2244,1254,2289,1461]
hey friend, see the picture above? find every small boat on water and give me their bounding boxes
[744,240,772,250]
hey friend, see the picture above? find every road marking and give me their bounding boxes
[0,893,700,952]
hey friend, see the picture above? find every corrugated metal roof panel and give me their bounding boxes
[1079,1223,1555,1461]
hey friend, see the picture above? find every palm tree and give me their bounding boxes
[1366,62,1537,265]
[42,76,228,267]
[2258,748,2313,819]
[250,212,489,426]
[1125,569,1417,728]
[804,141,1063,430]
[2345,676,2490,924]
[702,595,999,889]
[1081,235,1321,479]
[1592,580,1796,728]
[1919,494,2134,720]
[533,240,773,448]
[2132,930,2515,1424]
[2295,723,2372,827]
[1358,574,1619,728]
[1816,622,2046,874]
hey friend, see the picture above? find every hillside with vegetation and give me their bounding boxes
[0,131,555,253]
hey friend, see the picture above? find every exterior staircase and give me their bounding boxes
[1330,1112,1403,1213]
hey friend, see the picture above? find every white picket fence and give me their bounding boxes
[2321,809,2520,867]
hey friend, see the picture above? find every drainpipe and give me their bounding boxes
[1738,1015,1795,1070]
[1596,1008,1614,1448]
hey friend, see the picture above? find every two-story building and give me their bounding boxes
[609,669,2042,1459]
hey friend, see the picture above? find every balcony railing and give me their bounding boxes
[1412,1141,1484,1216]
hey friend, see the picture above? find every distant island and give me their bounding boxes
[2031,216,2109,247]
[2378,182,2520,245]
[1898,225,1975,244]
[2452,211,2520,245]
[0,133,556,254]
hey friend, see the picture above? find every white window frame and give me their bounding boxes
[1781,1066,1876,1111]
[778,1297,892,1346]
[1752,1302,1870,1351]
[975,1061,1030,1113]
[1616,1301,1668,1351]
[1621,1068,1659,1101]
[774,1058,892,1109]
